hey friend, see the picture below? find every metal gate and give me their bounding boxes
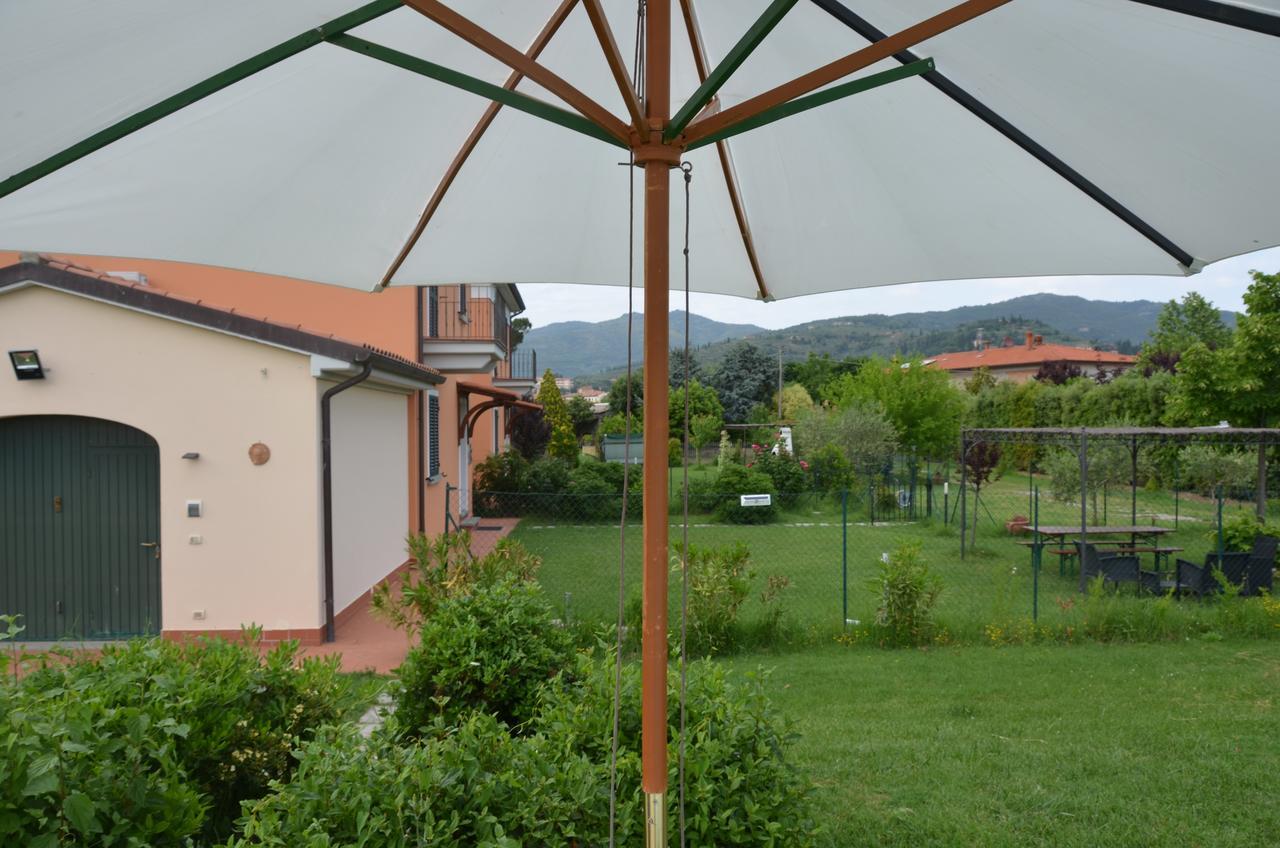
[0,415,161,640]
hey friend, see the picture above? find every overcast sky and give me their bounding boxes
[518,246,1280,332]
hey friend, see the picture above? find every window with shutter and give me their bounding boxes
[427,287,439,338]
[428,393,440,479]
[457,283,468,317]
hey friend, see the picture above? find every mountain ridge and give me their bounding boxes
[529,293,1237,382]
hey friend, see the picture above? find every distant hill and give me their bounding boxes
[524,310,766,378]
[537,294,1238,384]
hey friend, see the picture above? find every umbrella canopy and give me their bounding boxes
[4,0,1279,298]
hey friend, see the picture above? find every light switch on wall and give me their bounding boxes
[189,535,203,545]
[186,500,202,518]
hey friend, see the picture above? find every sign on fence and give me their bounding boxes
[740,494,772,507]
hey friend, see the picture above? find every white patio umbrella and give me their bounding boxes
[3,1,1280,840]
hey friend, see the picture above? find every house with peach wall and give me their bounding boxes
[0,254,538,644]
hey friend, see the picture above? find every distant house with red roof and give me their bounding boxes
[923,332,1136,384]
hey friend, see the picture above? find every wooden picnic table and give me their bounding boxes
[1017,526,1180,575]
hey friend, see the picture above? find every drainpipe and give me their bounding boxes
[416,286,426,534]
[321,357,374,643]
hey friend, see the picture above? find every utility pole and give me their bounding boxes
[777,346,783,419]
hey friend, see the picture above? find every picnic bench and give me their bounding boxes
[1016,525,1181,576]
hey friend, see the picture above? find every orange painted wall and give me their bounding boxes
[0,252,419,358]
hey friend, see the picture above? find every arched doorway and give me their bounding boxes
[0,415,161,640]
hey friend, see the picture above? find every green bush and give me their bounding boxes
[393,576,572,737]
[0,678,204,846]
[525,456,573,494]
[714,464,778,524]
[532,650,818,846]
[473,448,529,493]
[374,531,541,631]
[750,448,808,507]
[673,475,719,515]
[871,542,942,647]
[231,650,816,847]
[669,436,683,467]
[229,715,604,848]
[6,635,357,843]
[1213,510,1279,552]
[679,542,754,655]
[805,443,853,495]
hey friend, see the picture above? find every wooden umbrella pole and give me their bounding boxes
[639,1,673,844]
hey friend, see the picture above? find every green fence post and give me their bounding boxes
[1216,485,1225,564]
[1032,486,1040,623]
[841,489,849,630]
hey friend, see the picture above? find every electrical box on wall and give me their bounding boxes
[186,500,202,518]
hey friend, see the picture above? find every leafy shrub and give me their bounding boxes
[526,456,573,493]
[871,543,942,646]
[0,679,204,846]
[1213,510,1279,552]
[393,576,572,737]
[669,436,683,467]
[805,443,854,495]
[679,542,754,655]
[233,649,816,847]
[473,448,529,494]
[229,715,604,848]
[714,464,778,524]
[751,448,808,507]
[7,635,356,842]
[373,531,541,632]
[673,475,719,515]
[532,650,818,846]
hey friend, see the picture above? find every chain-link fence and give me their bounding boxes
[469,461,1277,646]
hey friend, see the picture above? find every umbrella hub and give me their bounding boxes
[632,138,683,167]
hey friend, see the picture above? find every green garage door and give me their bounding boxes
[0,416,161,641]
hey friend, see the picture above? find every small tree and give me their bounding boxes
[537,370,578,463]
[689,415,722,466]
[510,407,551,460]
[963,441,1002,547]
[1034,360,1084,385]
[565,394,597,438]
[606,372,643,418]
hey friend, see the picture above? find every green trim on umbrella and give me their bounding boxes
[328,35,627,149]
[0,0,403,201]
[684,57,934,151]
[666,0,799,141]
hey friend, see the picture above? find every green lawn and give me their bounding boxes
[722,640,1280,848]
[514,474,1274,643]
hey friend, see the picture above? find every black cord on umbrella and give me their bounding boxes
[609,5,644,846]
[678,159,693,848]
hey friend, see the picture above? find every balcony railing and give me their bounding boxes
[424,286,511,354]
[496,348,537,383]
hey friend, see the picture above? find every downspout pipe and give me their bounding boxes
[321,357,374,643]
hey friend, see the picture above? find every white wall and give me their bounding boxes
[0,286,323,635]
[327,382,411,613]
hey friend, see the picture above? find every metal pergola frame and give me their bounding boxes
[959,426,1280,591]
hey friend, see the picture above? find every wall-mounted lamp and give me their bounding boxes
[181,452,201,460]
[8,350,44,380]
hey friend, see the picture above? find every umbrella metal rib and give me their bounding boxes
[808,0,1198,269]
[679,0,1014,146]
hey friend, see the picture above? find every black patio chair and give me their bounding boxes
[1244,534,1277,597]
[1077,543,1160,593]
[1171,552,1250,597]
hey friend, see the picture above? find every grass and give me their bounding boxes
[513,473,1277,643]
[721,640,1280,847]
